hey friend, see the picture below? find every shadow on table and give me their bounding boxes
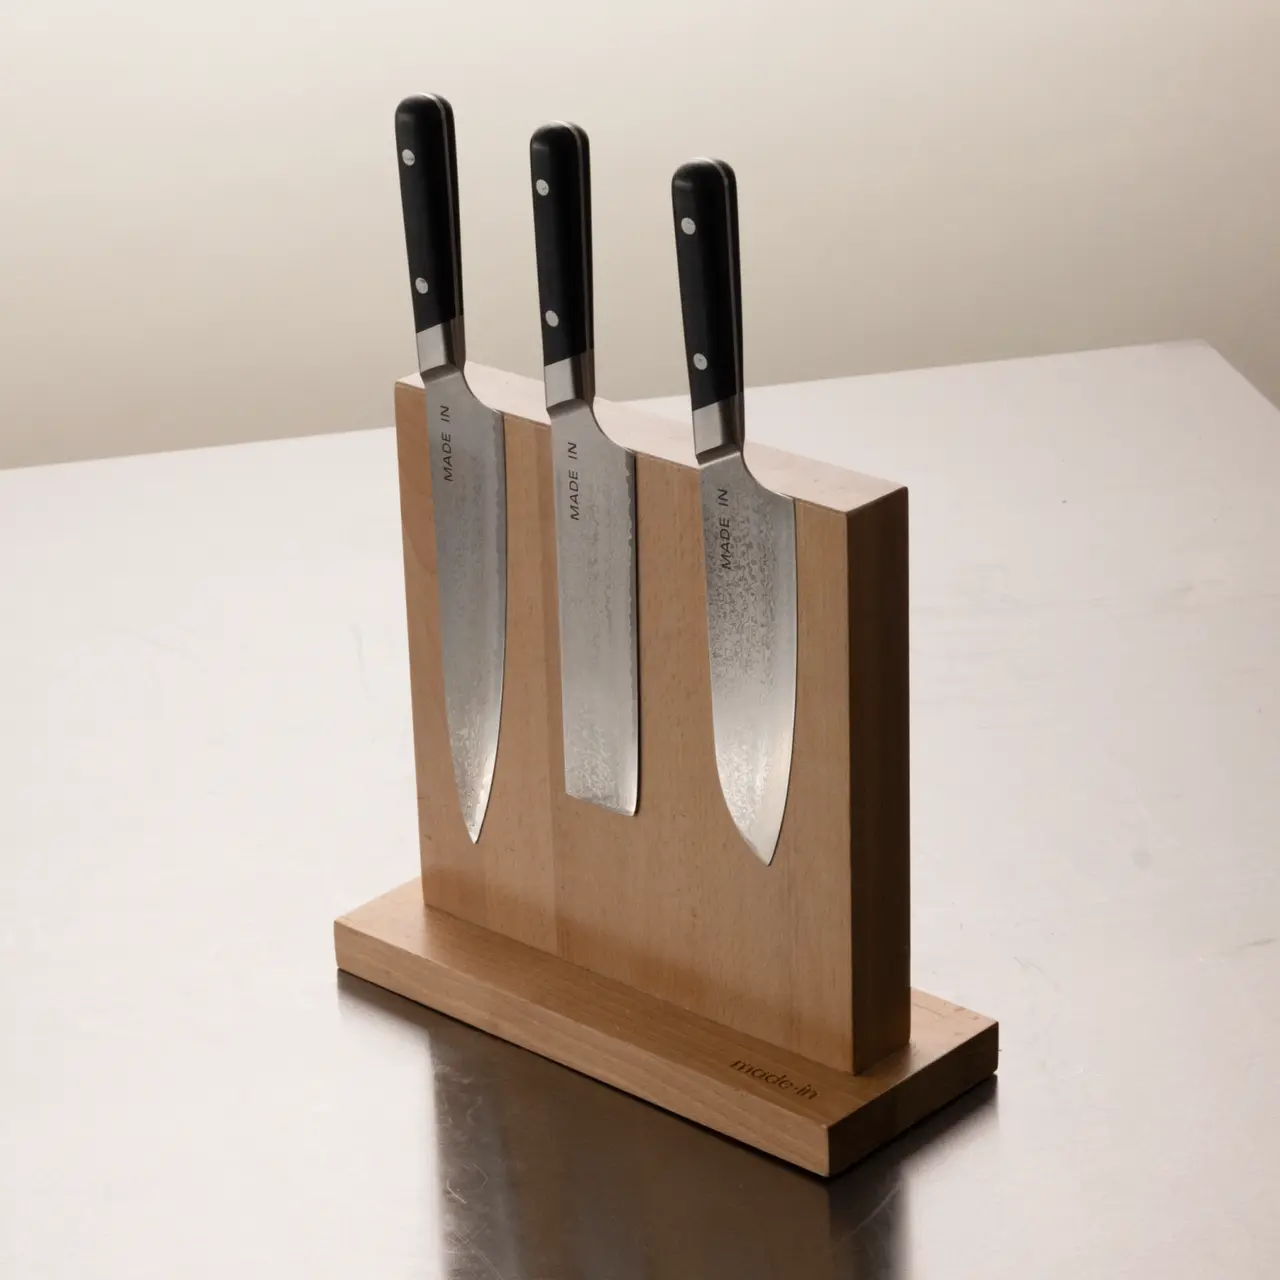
[338,972,996,1279]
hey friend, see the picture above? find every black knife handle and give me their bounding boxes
[672,158,742,412]
[530,122,593,367]
[395,94,462,332]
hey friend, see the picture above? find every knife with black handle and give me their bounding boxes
[531,122,639,815]
[672,158,796,863]
[396,94,507,842]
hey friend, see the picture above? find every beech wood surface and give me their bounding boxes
[396,365,909,1072]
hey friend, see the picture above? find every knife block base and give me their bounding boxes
[335,878,998,1177]
[339,363,999,1175]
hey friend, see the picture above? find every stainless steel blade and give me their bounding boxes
[550,401,639,814]
[424,366,507,841]
[699,451,796,863]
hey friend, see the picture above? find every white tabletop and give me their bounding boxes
[3,340,1278,1277]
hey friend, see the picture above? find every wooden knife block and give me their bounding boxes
[335,366,997,1175]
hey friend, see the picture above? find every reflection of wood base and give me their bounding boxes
[335,879,998,1177]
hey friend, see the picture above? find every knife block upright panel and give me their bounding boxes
[335,365,997,1176]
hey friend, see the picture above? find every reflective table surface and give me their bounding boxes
[3,342,1278,1277]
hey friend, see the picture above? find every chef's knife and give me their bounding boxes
[672,158,796,864]
[396,94,506,842]
[531,122,639,814]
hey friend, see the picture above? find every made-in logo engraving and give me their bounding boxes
[730,1059,818,1099]
[566,442,581,521]
[439,428,454,483]
[716,487,732,570]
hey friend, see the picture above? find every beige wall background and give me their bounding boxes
[2,1,1278,470]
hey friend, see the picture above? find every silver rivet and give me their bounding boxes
[536,178,549,196]
[693,353,708,370]
[414,278,429,294]
[545,310,559,327]
[402,149,415,166]
[681,216,696,235]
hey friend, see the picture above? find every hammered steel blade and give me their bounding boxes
[549,400,639,813]
[532,121,640,814]
[424,366,507,841]
[673,155,797,863]
[698,452,796,861]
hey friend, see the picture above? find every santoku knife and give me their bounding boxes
[671,158,796,863]
[530,122,639,814]
[396,94,507,842]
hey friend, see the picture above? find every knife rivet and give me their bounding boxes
[681,217,696,235]
[414,278,429,294]
[693,353,708,370]
[536,178,549,196]
[401,149,415,166]
[545,310,560,328]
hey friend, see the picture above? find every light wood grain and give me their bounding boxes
[395,364,911,1072]
[847,488,912,1065]
[335,879,998,1177]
